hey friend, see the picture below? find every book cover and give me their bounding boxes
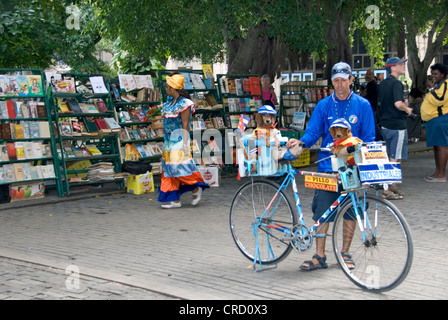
[189,73,206,90]
[227,79,237,94]
[0,167,5,183]
[134,75,154,90]
[79,103,98,113]
[28,122,40,138]
[21,102,30,118]
[54,78,75,93]
[14,124,24,139]
[36,102,47,118]
[70,119,82,136]
[134,109,146,122]
[95,99,108,113]
[15,142,25,160]
[180,73,194,90]
[21,121,30,139]
[23,142,34,159]
[0,143,9,161]
[22,162,32,180]
[0,101,8,118]
[87,146,102,156]
[28,101,38,118]
[13,163,24,181]
[15,101,23,118]
[59,121,72,136]
[136,145,147,157]
[0,76,7,96]
[6,100,16,118]
[248,77,261,95]
[3,164,15,182]
[93,118,108,130]
[32,141,43,158]
[235,79,244,96]
[118,74,137,92]
[104,117,121,132]
[16,75,30,96]
[31,166,39,180]
[84,119,99,134]
[38,122,50,138]
[7,142,16,160]
[89,76,108,94]
[66,99,82,113]
[5,76,19,95]
[26,75,43,95]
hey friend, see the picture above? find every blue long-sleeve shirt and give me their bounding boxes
[301,91,376,172]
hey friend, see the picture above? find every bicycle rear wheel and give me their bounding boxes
[230,180,297,265]
[332,192,413,292]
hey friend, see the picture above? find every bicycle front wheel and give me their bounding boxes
[230,180,297,265]
[332,193,413,292]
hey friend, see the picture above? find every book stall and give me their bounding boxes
[0,64,319,203]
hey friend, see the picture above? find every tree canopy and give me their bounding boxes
[2,0,448,91]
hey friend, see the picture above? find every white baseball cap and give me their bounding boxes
[331,62,352,81]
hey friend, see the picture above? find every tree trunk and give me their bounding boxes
[324,4,353,81]
[227,21,289,81]
[405,14,448,93]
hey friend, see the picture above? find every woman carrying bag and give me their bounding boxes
[421,63,448,183]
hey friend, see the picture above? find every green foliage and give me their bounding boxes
[0,0,111,74]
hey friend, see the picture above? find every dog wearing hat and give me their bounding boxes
[329,118,363,165]
[252,105,281,147]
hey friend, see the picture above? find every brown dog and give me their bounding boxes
[329,119,362,165]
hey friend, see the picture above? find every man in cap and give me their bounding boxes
[286,62,375,271]
[377,57,414,199]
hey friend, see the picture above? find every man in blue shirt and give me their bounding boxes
[286,62,375,271]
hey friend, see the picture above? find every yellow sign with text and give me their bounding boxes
[304,175,338,192]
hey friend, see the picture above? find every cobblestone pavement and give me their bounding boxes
[0,146,447,300]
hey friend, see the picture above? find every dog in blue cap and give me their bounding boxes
[329,118,363,165]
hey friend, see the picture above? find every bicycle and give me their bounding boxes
[230,139,413,292]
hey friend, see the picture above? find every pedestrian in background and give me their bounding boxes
[421,63,448,183]
[361,68,380,140]
[261,74,278,107]
[158,73,209,208]
[378,57,414,200]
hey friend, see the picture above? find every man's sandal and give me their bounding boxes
[382,191,402,200]
[341,252,355,270]
[300,254,327,271]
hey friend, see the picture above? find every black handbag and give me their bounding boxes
[121,161,152,175]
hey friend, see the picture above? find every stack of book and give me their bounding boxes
[219,76,261,96]
[0,162,55,183]
[0,100,47,119]
[57,99,108,114]
[1,141,51,161]
[58,117,121,136]
[87,162,115,181]
[0,121,51,140]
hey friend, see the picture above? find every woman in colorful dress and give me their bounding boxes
[158,73,209,208]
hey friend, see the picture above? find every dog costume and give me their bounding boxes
[329,118,362,165]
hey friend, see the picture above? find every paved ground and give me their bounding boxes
[0,141,447,302]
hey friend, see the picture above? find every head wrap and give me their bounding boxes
[166,74,185,90]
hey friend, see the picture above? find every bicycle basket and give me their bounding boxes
[237,135,288,177]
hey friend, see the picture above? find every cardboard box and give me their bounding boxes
[10,181,45,202]
[127,172,154,194]
[198,166,221,187]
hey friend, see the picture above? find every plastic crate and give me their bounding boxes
[279,129,304,140]
[291,149,310,167]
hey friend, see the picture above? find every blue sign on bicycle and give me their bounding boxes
[358,163,402,184]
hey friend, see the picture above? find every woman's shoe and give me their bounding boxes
[161,201,182,209]
[191,188,202,206]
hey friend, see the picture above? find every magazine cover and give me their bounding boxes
[26,75,43,95]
